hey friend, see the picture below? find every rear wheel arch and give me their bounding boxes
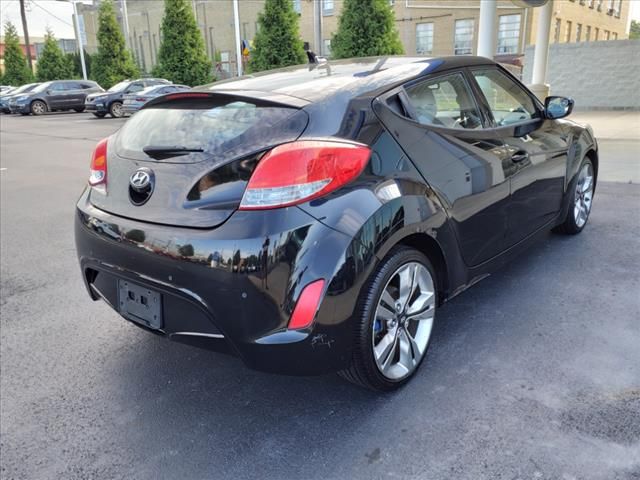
[585,149,598,185]
[395,233,449,306]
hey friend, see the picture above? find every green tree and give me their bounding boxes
[153,0,212,86]
[630,20,640,40]
[249,0,306,72]
[2,21,33,85]
[66,50,92,79]
[36,29,73,81]
[92,0,138,89]
[331,0,403,59]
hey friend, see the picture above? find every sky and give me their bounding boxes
[1,0,639,41]
[1,0,76,39]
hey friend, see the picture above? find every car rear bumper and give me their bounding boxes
[75,188,372,375]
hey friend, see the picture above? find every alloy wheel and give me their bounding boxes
[372,262,435,381]
[111,102,124,118]
[31,101,46,115]
[574,162,594,228]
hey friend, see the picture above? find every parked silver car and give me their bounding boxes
[122,84,190,115]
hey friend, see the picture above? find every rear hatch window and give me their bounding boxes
[89,95,308,228]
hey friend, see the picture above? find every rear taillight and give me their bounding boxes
[239,140,371,210]
[89,137,108,191]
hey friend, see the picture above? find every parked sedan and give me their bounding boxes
[85,78,171,118]
[74,56,597,391]
[0,83,40,113]
[122,84,190,115]
[9,80,103,115]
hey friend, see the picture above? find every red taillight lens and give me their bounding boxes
[89,137,108,188]
[288,279,326,330]
[239,140,371,210]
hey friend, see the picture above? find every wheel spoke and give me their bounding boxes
[398,330,416,372]
[374,332,395,363]
[376,303,395,322]
[404,327,423,358]
[407,290,434,317]
[397,264,415,310]
[380,335,399,374]
[380,289,396,310]
[582,175,593,193]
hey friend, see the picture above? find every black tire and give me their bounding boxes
[30,100,47,116]
[553,157,595,235]
[109,101,124,118]
[92,112,107,118]
[74,107,85,113]
[339,246,438,391]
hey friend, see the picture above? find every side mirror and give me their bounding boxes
[544,96,574,120]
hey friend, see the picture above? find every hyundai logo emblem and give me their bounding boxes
[130,169,152,191]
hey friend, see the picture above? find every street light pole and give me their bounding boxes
[71,0,88,80]
[232,0,242,77]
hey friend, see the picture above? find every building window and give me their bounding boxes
[576,23,582,42]
[454,19,474,55]
[323,39,331,56]
[615,0,622,17]
[585,25,591,41]
[588,0,595,8]
[416,22,434,55]
[612,32,618,40]
[554,18,561,43]
[605,30,610,40]
[242,22,249,41]
[595,27,599,40]
[322,0,334,16]
[596,0,603,11]
[497,14,521,54]
[292,0,301,14]
[565,21,572,43]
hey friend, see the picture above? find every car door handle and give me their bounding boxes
[510,151,529,163]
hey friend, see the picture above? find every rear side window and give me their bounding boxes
[116,98,308,161]
[405,72,483,129]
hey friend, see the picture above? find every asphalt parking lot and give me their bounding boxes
[1,111,639,480]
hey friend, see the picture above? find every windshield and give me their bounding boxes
[108,81,130,93]
[32,82,52,93]
[8,83,37,95]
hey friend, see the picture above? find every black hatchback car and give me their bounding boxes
[9,79,102,115]
[75,57,597,391]
[84,78,170,118]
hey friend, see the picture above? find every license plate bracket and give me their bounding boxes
[117,280,162,330]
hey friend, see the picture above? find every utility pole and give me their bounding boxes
[71,0,87,79]
[19,0,33,73]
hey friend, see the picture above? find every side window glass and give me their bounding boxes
[404,72,483,130]
[127,82,144,93]
[472,68,539,126]
[50,83,66,92]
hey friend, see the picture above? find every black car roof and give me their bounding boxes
[198,56,496,104]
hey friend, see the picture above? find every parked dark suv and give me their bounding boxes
[9,80,103,115]
[85,78,171,118]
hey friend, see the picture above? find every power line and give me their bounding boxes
[30,0,74,27]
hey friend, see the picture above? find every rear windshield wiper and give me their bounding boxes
[143,145,204,159]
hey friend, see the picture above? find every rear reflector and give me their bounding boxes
[89,137,108,189]
[239,140,371,210]
[288,279,326,330]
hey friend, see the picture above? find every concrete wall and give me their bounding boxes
[522,40,640,110]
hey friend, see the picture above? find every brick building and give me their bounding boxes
[77,0,632,76]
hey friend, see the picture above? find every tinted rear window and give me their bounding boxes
[116,99,308,162]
